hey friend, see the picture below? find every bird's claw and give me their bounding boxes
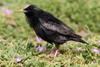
[46,50,60,57]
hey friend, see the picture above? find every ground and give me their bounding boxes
[0,0,100,67]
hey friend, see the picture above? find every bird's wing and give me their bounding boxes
[39,14,81,38]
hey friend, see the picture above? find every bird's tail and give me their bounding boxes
[78,39,89,44]
[70,38,89,45]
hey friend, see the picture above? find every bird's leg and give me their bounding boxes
[54,43,59,57]
[47,43,60,57]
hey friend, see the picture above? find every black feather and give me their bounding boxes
[23,5,88,47]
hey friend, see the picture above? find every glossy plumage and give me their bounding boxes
[22,5,88,56]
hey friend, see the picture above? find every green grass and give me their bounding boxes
[0,0,100,67]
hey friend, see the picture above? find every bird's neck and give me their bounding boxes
[26,15,39,28]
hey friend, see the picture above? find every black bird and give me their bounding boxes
[19,5,88,56]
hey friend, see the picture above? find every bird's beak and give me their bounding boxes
[17,9,23,12]
[17,9,27,13]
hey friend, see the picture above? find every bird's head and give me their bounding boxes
[17,5,41,16]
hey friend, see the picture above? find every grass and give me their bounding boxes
[0,37,100,67]
[0,0,100,67]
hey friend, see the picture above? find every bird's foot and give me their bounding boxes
[46,50,60,57]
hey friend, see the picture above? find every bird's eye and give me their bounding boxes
[26,9,31,12]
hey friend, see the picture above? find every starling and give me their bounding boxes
[19,5,88,56]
